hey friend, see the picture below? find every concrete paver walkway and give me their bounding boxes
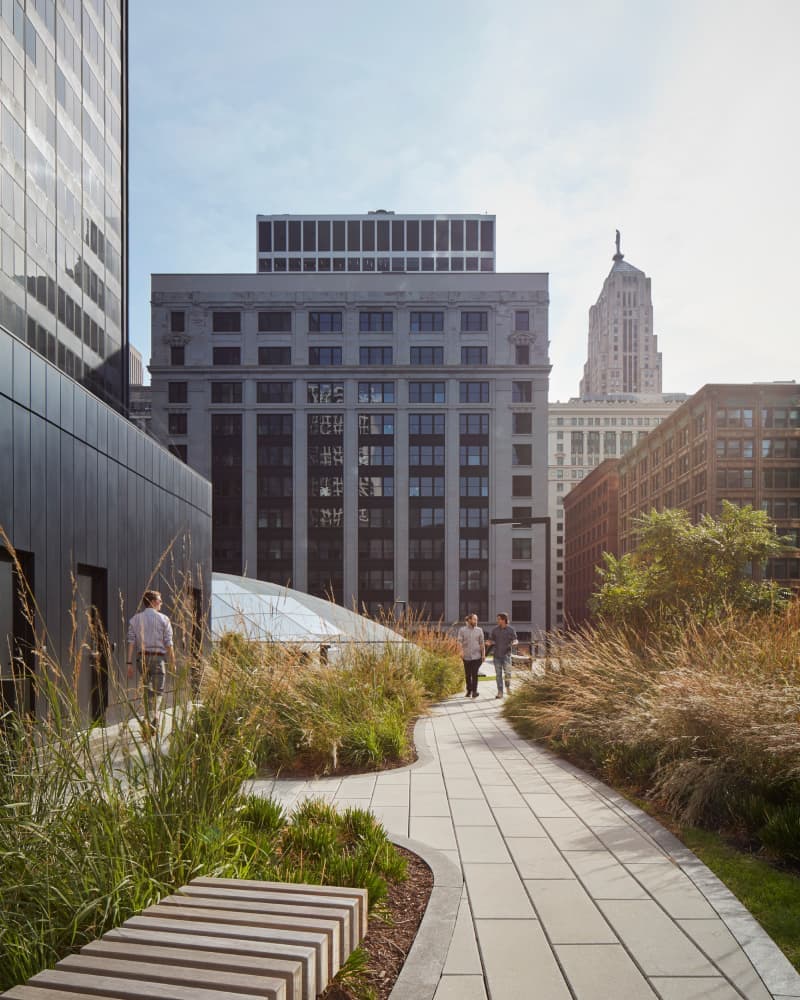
[250,692,800,1000]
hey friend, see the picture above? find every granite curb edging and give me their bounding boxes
[386,833,463,1000]
[514,734,800,998]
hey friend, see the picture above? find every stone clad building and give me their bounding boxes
[150,213,551,639]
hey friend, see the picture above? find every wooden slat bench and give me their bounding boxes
[2,878,368,1000]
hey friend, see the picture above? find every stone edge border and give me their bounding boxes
[386,832,462,1000]
[539,746,800,998]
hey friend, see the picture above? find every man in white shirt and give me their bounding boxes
[456,613,485,698]
[126,589,175,730]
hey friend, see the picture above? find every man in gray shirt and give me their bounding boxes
[456,613,485,698]
[487,612,517,698]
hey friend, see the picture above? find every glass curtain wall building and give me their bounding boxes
[0,1,212,724]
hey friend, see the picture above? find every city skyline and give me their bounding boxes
[129,0,799,402]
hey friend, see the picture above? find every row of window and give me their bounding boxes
[169,380,534,405]
[715,407,800,429]
[171,343,533,368]
[251,474,534,501]
[257,217,494,254]
[621,467,800,497]
[257,256,493,274]
[171,309,532,334]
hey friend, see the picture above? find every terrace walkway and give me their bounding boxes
[251,691,800,1000]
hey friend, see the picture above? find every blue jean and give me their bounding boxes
[494,653,512,693]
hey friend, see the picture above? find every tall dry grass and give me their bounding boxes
[201,623,463,774]
[504,602,800,860]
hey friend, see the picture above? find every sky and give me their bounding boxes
[129,0,800,402]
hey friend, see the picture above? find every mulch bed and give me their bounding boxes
[320,846,434,1000]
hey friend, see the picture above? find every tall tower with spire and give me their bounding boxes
[579,232,662,397]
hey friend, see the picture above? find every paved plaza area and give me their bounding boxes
[250,689,800,1000]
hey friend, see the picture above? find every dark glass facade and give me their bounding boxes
[1,0,128,410]
[0,7,213,724]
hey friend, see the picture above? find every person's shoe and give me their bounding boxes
[472,691,479,698]
[495,692,503,699]
[465,691,472,697]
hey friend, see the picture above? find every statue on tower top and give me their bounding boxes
[613,229,624,262]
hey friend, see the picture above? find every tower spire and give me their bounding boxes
[613,229,624,262]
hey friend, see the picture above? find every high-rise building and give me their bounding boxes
[579,233,662,397]
[150,213,551,641]
[547,235,685,627]
[1,3,211,723]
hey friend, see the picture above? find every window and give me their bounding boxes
[763,468,800,489]
[358,382,394,403]
[460,382,489,403]
[514,310,530,331]
[411,507,445,527]
[168,381,187,403]
[258,346,291,365]
[410,569,444,590]
[410,413,445,435]
[513,413,532,434]
[309,346,342,366]
[461,346,487,365]
[168,412,187,434]
[515,344,530,365]
[460,413,489,435]
[410,476,445,497]
[459,476,489,497]
[170,345,185,366]
[213,347,240,365]
[170,310,185,333]
[763,407,800,428]
[309,311,343,332]
[410,346,443,366]
[212,311,241,333]
[512,381,532,402]
[360,346,393,365]
[460,568,488,590]
[358,445,394,466]
[512,569,532,590]
[409,537,444,559]
[359,413,395,435]
[716,469,755,490]
[512,444,532,465]
[410,445,445,465]
[409,382,445,403]
[410,311,444,332]
[716,407,754,428]
[257,382,293,403]
[211,382,242,403]
[359,311,393,332]
[460,507,489,527]
[461,311,488,331]
[359,476,394,497]
[512,475,532,497]
[460,538,488,560]
[308,382,344,404]
[359,507,394,528]
[459,445,488,466]
[512,538,532,559]
[511,601,531,621]
[258,414,293,435]
[169,444,187,462]
[512,506,531,523]
[258,311,292,332]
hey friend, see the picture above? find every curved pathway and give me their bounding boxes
[249,693,800,1000]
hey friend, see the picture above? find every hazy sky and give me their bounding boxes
[129,0,799,401]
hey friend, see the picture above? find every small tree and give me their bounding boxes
[590,502,790,633]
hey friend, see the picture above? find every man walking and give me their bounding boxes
[488,612,517,698]
[457,613,485,698]
[126,589,175,731]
